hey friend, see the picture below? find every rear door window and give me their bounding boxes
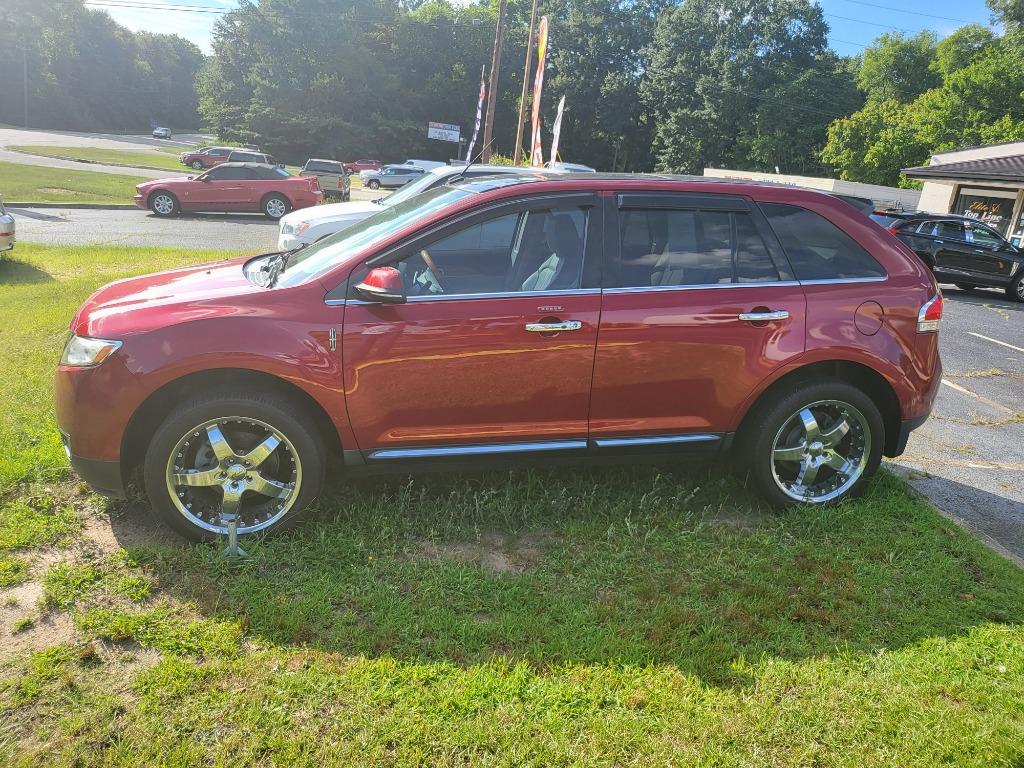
[615,207,781,287]
[760,203,886,281]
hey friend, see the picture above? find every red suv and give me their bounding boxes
[179,146,233,170]
[57,176,942,540]
[135,163,322,219]
[343,159,382,174]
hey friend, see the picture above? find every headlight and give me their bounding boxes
[281,222,310,236]
[61,335,122,367]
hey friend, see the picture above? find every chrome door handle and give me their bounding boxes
[738,310,789,322]
[524,320,583,332]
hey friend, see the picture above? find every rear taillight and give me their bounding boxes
[886,226,900,234]
[917,293,943,333]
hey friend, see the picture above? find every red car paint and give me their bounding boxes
[57,175,941,501]
[179,147,232,170]
[134,164,322,215]
[343,159,382,174]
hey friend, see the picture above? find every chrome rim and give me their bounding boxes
[770,399,870,503]
[192,160,203,170]
[1016,278,1024,301]
[165,417,302,534]
[266,198,287,218]
[153,194,174,215]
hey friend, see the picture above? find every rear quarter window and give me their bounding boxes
[761,203,886,281]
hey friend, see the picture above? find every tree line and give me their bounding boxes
[3,0,1024,187]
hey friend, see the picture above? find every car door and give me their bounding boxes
[965,222,1019,282]
[922,220,973,276]
[341,193,603,458]
[589,192,807,445]
[180,166,233,209]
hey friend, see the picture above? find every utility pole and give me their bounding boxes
[480,0,507,163]
[22,45,29,129]
[513,0,539,167]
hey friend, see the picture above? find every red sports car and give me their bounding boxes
[179,146,234,170]
[135,163,322,220]
[60,174,942,541]
[343,158,382,174]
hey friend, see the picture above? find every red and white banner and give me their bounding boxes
[530,16,549,168]
[549,94,565,165]
[465,66,487,162]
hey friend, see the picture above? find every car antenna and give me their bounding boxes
[449,138,497,184]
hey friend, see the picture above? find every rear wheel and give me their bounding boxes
[144,392,325,541]
[263,194,289,220]
[736,380,883,508]
[1007,273,1024,302]
[149,191,178,217]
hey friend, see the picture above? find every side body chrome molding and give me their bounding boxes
[590,434,720,448]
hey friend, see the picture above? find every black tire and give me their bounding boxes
[368,179,380,190]
[735,379,884,508]
[149,191,179,217]
[262,194,290,220]
[1006,273,1024,302]
[143,391,325,541]
[955,283,978,292]
[191,160,204,170]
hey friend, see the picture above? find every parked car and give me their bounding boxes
[134,162,322,220]
[872,210,1024,301]
[227,150,278,165]
[59,175,942,541]
[0,196,14,254]
[361,165,425,190]
[152,127,171,139]
[402,158,446,171]
[299,159,351,201]
[179,146,233,171]
[279,163,566,250]
[343,159,382,175]
[547,162,597,173]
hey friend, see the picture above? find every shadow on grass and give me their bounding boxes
[0,257,54,285]
[107,464,1024,688]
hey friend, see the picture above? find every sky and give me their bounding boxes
[96,0,998,55]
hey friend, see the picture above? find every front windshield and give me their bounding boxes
[380,171,446,206]
[275,185,472,288]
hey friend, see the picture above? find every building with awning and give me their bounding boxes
[903,141,1024,246]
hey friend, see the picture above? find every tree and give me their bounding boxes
[986,0,1024,28]
[820,99,928,186]
[642,0,834,174]
[857,31,940,104]
[932,24,995,78]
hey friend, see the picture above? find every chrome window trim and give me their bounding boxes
[602,281,802,295]
[327,288,602,306]
[367,439,587,460]
[592,434,721,448]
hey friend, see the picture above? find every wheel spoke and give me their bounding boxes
[820,417,850,448]
[243,434,280,468]
[171,468,221,487]
[206,424,235,462]
[795,458,820,489]
[824,450,855,477]
[799,408,822,441]
[773,444,806,461]
[249,473,290,499]
[220,487,243,521]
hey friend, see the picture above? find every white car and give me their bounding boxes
[152,127,171,139]
[278,164,555,250]
[0,196,14,254]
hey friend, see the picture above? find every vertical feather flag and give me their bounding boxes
[549,95,566,166]
[530,16,549,168]
[465,66,487,162]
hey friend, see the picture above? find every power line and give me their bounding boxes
[831,0,982,25]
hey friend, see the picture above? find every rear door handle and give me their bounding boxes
[738,310,789,322]
[525,320,583,332]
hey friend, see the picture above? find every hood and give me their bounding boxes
[136,175,199,188]
[280,200,380,226]
[72,257,265,339]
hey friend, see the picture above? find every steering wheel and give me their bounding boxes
[418,249,448,293]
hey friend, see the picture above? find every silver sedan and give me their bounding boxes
[0,196,14,253]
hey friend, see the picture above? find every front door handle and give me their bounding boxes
[738,310,789,322]
[525,320,583,333]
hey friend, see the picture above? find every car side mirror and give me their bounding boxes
[354,266,406,304]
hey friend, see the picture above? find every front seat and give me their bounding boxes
[520,214,582,292]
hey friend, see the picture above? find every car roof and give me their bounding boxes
[211,162,283,170]
[428,164,536,178]
[306,158,340,164]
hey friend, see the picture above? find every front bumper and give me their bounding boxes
[60,431,125,497]
[888,413,930,458]
[133,194,146,210]
[0,232,14,252]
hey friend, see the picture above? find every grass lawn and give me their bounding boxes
[1,243,1023,765]
[0,160,143,204]
[10,145,187,173]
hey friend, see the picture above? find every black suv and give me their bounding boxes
[871,210,1024,301]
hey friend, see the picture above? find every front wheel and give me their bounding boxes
[368,180,380,190]
[143,392,325,541]
[736,380,883,508]
[149,191,178,217]
[1006,273,1024,302]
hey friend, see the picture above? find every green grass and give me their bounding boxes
[0,160,145,204]
[9,145,187,173]
[0,243,1023,765]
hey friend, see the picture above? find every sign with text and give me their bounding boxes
[427,122,461,143]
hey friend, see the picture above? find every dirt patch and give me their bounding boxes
[414,530,555,576]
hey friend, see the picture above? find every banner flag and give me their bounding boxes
[466,66,487,162]
[549,94,565,165]
[530,16,549,168]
